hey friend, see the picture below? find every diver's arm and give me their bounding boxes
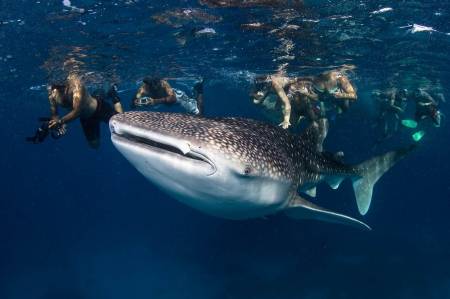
[308,91,319,101]
[391,104,404,113]
[114,102,124,113]
[420,90,438,105]
[295,83,319,101]
[334,77,357,100]
[272,79,291,129]
[387,92,403,112]
[49,96,59,120]
[59,84,84,124]
[151,80,177,105]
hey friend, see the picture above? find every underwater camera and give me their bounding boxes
[26,117,65,144]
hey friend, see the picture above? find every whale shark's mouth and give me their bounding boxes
[111,129,217,175]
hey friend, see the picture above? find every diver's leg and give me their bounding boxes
[196,93,204,115]
[174,89,199,115]
[306,99,319,123]
[107,84,124,113]
[80,118,101,149]
[385,118,391,138]
[99,100,117,123]
[193,79,204,115]
[394,113,400,132]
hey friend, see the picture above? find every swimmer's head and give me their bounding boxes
[142,76,161,89]
[253,91,267,104]
[47,80,67,96]
[399,88,408,99]
[252,75,271,103]
[137,76,161,98]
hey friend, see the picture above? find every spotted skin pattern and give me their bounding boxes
[111,112,358,189]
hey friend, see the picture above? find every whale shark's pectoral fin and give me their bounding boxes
[304,187,317,197]
[284,195,371,231]
[325,176,344,190]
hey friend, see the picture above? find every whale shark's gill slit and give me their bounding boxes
[188,149,217,176]
[119,133,214,169]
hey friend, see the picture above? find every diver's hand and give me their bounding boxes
[48,119,61,129]
[297,86,309,95]
[57,124,67,135]
[279,120,291,129]
[134,97,154,107]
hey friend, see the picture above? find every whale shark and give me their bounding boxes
[110,111,412,230]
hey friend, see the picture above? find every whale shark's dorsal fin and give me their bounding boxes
[299,118,329,152]
[284,195,371,230]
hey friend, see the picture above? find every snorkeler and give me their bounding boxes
[413,88,442,127]
[373,87,408,139]
[132,77,204,115]
[287,79,325,124]
[47,73,123,149]
[309,65,358,114]
[251,73,295,129]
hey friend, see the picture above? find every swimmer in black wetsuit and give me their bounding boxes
[413,88,442,127]
[47,73,123,149]
[373,87,408,139]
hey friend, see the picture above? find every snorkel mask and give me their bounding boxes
[253,90,267,104]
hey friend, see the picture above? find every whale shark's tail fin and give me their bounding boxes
[352,145,415,215]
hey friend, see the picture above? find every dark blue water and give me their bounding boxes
[1,1,450,298]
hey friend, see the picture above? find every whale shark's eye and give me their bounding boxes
[243,166,252,175]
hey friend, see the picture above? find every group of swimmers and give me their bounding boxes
[374,87,443,142]
[36,73,203,148]
[250,65,357,130]
[31,64,442,149]
[250,66,443,143]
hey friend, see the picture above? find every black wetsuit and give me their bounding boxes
[80,89,120,143]
[414,90,440,126]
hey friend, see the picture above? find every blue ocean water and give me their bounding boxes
[1,1,450,298]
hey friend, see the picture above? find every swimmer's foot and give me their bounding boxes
[107,83,121,105]
[193,78,204,95]
[107,83,119,98]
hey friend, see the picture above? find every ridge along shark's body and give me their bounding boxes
[110,111,413,230]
